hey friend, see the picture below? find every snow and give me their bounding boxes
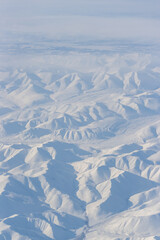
[0,1,160,240]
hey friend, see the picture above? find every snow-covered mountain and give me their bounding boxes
[0,53,160,239]
[0,0,160,239]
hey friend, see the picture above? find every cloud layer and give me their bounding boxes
[0,0,160,42]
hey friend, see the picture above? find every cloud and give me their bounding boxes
[0,0,160,18]
[0,0,160,59]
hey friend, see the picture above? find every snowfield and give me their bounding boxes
[0,0,160,239]
[0,52,160,240]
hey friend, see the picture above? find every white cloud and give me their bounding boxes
[0,0,160,61]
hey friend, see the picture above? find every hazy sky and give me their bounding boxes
[0,0,160,42]
[0,0,159,70]
[0,0,160,18]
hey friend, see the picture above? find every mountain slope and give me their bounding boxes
[0,53,160,239]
